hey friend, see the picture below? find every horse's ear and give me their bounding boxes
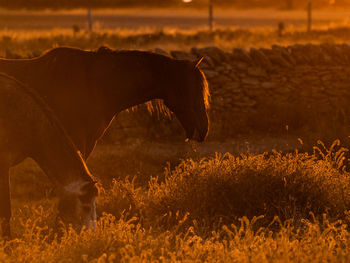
[193,57,204,68]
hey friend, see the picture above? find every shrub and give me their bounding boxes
[144,142,350,231]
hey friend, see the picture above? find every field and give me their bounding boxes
[2,8,350,262]
[2,8,350,54]
[1,8,350,30]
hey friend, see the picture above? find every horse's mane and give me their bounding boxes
[0,73,94,181]
[196,67,210,110]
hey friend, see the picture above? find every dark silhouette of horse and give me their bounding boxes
[0,46,210,159]
[0,74,98,238]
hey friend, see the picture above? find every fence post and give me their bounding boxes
[307,1,312,32]
[208,0,213,31]
[88,8,93,32]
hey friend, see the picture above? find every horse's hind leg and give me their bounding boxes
[0,164,11,239]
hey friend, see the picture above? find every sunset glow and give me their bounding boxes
[1,1,350,262]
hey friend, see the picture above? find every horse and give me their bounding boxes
[0,46,210,159]
[0,73,98,238]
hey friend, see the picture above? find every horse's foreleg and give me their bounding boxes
[0,165,11,239]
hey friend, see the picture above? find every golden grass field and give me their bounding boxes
[1,8,350,54]
[2,8,350,262]
[5,141,350,262]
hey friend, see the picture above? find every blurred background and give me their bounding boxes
[0,0,347,31]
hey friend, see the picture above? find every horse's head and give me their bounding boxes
[164,58,210,142]
[57,180,98,231]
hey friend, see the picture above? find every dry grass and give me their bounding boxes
[4,211,350,262]
[143,141,350,232]
[3,212,350,262]
[2,24,350,58]
[2,141,350,262]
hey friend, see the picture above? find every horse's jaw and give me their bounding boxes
[174,109,208,142]
[193,110,209,142]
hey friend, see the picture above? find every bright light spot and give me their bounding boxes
[182,0,192,3]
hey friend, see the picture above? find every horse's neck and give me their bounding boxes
[107,58,166,113]
[6,77,92,188]
[116,88,161,112]
[33,131,90,187]
[29,114,90,187]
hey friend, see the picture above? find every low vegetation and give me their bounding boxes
[2,141,350,262]
[3,25,350,58]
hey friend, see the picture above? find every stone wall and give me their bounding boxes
[107,43,350,142]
